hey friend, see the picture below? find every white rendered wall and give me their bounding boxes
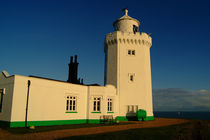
[0,72,14,122]
[104,35,118,88]
[114,19,139,33]
[105,31,153,117]
[10,75,117,122]
[88,85,117,120]
[11,75,88,122]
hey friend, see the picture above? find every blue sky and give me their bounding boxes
[0,0,210,110]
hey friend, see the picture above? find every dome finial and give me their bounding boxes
[122,8,128,16]
[125,9,128,16]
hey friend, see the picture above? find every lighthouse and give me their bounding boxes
[104,9,154,119]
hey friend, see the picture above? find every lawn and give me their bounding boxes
[0,122,130,134]
[57,120,210,140]
[1,119,210,140]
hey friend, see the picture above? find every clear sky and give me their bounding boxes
[1,0,210,111]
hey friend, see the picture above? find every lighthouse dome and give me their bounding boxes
[113,9,140,34]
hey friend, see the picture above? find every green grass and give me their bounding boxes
[0,122,131,134]
[57,124,185,140]
[57,120,210,140]
[1,120,210,140]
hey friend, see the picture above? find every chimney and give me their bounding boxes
[74,55,77,63]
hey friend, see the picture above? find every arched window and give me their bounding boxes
[133,25,139,34]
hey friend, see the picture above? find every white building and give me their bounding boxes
[0,9,154,127]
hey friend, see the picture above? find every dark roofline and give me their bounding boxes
[29,75,89,86]
[29,75,101,87]
[29,75,69,84]
[86,83,101,86]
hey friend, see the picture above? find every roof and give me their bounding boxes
[29,75,69,83]
[29,75,99,86]
[2,70,10,77]
[113,9,140,26]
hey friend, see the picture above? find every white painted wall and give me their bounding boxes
[105,10,153,117]
[5,75,117,122]
[0,72,14,121]
[88,85,117,119]
[11,75,88,122]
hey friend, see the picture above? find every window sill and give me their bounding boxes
[91,112,101,113]
[66,112,78,113]
[107,112,114,113]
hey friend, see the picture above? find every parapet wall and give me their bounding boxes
[105,31,152,48]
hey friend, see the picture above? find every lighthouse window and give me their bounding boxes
[132,50,135,55]
[133,25,139,34]
[130,75,134,81]
[128,50,131,55]
[127,105,138,112]
[128,73,135,82]
[127,50,135,56]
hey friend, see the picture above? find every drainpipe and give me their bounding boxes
[86,86,90,123]
[25,80,31,127]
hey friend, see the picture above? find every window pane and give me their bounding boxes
[70,100,72,105]
[66,100,69,111]
[94,101,96,111]
[73,105,75,111]
[132,50,135,55]
[70,105,72,111]
[130,75,133,81]
[108,102,109,111]
[97,100,100,111]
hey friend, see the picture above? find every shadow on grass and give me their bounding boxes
[56,120,210,140]
[0,122,132,135]
[56,124,184,140]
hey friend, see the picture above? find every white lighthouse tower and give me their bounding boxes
[105,9,154,120]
